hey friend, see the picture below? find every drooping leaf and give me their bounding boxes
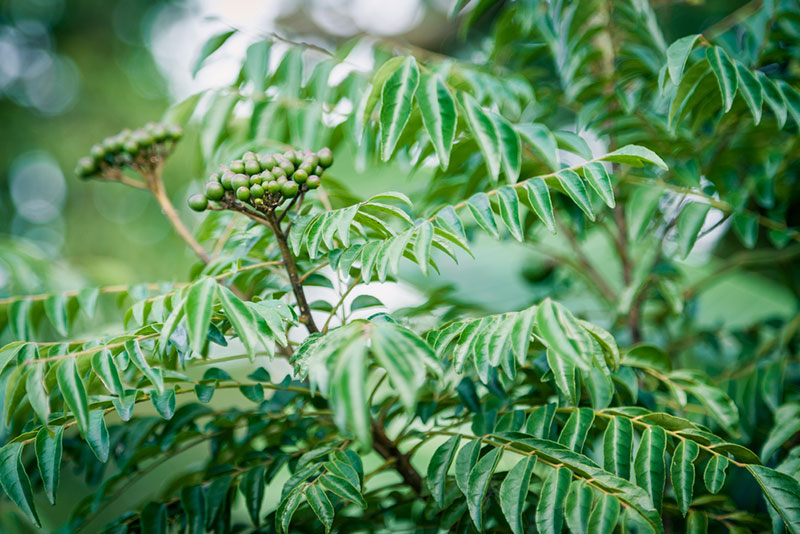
[676,202,710,258]
[603,416,633,479]
[522,179,556,233]
[35,427,63,505]
[185,277,217,355]
[564,480,593,534]
[496,186,524,241]
[91,349,124,397]
[500,455,536,534]
[26,361,49,425]
[634,426,667,510]
[417,72,457,169]
[557,169,595,221]
[671,440,699,516]
[241,465,266,526]
[0,442,40,527]
[747,464,800,534]
[490,111,522,182]
[56,358,90,436]
[44,293,68,336]
[466,192,500,238]
[306,484,334,533]
[86,410,109,462]
[459,91,502,181]
[583,162,615,208]
[379,56,420,161]
[706,46,738,112]
[587,493,621,534]
[758,71,788,128]
[558,408,595,453]
[217,286,261,362]
[666,34,701,84]
[193,30,235,76]
[703,455,728,494]
[181,485,206,534]
[455,438,482,496]
[126,339,163,394]
[735,62,763,124]
[140,501,167,534]
[601,145,668,171]
[516,123,560,171]
[535,466,571,534]
[467,446,502,528]
[427,435,460,508]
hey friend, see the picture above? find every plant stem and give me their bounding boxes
[149,173,211,264]
[265,210,319,334]
[370,420,423,495]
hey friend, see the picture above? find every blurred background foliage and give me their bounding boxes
[1,0,793,531]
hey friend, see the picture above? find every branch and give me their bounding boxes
[370,420,423,495]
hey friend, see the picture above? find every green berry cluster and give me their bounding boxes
[75,122,183,179]
[188,147,333,212]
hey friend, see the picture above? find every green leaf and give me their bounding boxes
[467,446,503,528]
[516,123,560,172]
[86,410,109,462]
[244,40,270,94]
[0,442,40,527]
[371,322,437,411]
[379,56,420,161]
[703,455,728,494]
[329,334,369,444]
[747,464,800,534]
[466,192,500,238]
[626,186,662,242]
[140,501,167,534]
[601,145,668,171]
[669,60,711,128]
[676,202,710,258]
[26,361,49,425]
[77,287,100,319]
[536,299,592,371]
[706,46,738,112]
[603,416,633,479]
[686,510,708,534]
[758,71,787,128]
[360,57,405,134]
[185,277,217,355]
[193,30,235,76]
[417,72,457,169]
[205,476,232,528]
[350,295,384,311]
[547,349,578,404]
[522,179,556,233]
[455,438,482,496]
[306,484,334,533]
[151,388,175,419]
[159,293,186,355]
[9,299,32,340]
[671,440,699,516]
[413,221,434,276]
[427,435,460,507]
[319,474,367,509]
[181,485,206,534]
[500,455,536,534]
[496,186,524,241]
[554,130,593,160]
[35,427,63,505]
[218,286,261,362]
[459,91,501,181]
[525,403,557,438]
[735,62,763,124]
[125,339,164,394]
[666,34,701,84]
[44,293,68,336]
[56,358,90,436]
[634,426,667,510]
[241,465,266,526]
[565,480,593,534]
[277,486,302,533]
[91,349,124,397]
[535,466,571,534]
[583,162,615,208]
[780,80,800,128]
[587,493,620,534]
[558,408,595,453]
[557,169,595,221]
[490,111,522,182]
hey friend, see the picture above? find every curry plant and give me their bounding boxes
[1,1,800,533]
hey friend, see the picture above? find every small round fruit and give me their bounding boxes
[304,154,319,168]
[271,166,286,178]
[283,150,298,164]
[123,139,139,154]
[110,135,125,152]
[298,161,314,174]
[281,180,299,197]
[208,172,220,182]
[244,159,261,175]
[236,186,251,201]
[188,194,208,212]
[314,165,324,176]
[230,160,245,174]
[90,144,105,160]
[243,151,257,160]
[151,124,168,141]
[232,174,250,190]
[267,180,281,193]
[249,174,263,186]
[250,184,265,198]
[306,175,321,189]
[166,124,183,140]
[293,169,308,184]
[221,170,235,189]
[259,154,276,170]
[75,156,96,177]
[102,137,117,153]
[134,129,154,147]
[279,159,294,175]
[317,147,333,167]
[260,170,274,182]
[205,181,225,201]
[276,175,288,185]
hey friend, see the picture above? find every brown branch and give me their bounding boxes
[370,420,422,495]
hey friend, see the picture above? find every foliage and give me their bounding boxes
[1,1,800,532]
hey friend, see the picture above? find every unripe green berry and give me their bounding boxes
[271,166,286,179]
[276,176,288,185]
[260,170,274,182]
[236,186,251,201]
[151,124,168,141]
[249,173,262,185]
[221,170,235,189]
[123,139,139,154]
[306,175,321,189]
[244,159,261,175]
[102,137,117,153]
[232,174,250,190]
[279,159,294,175]
[166,124,183,140]
[298,161,314,174]
[267,180,281,193]
[243,151,257,160]
[134,129,154,147]
[205,181,225,201]
[281,180,299,197]
[250,184,265,198]
[188,193,208,212]
[76,156,96,177]
[208,172,220,182]
[259,154,276,170]
[314,165,324,176]
[293,169,308,184]
[317,147,333,167]
[284,150,298,164]
[230,160,245,174]
[304,154,319,168]
[90,144,105,160]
